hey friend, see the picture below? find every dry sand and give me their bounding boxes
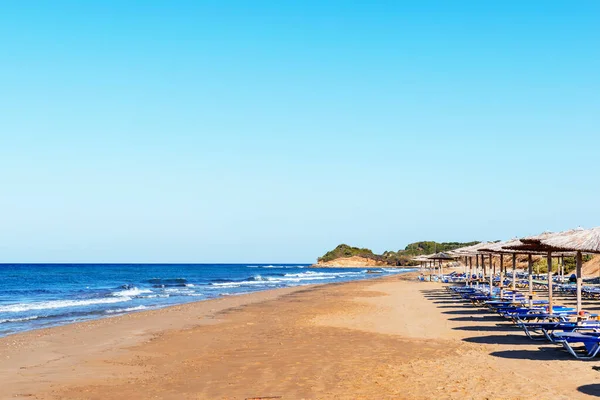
[2,273,600,399]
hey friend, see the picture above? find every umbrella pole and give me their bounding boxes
[499,254,504,299]
[469,256,473,287]
[429,261,432,282]
[576,251,583,316]
[512,254,517,302]
[489,255,493,295]
[476,255,480,287]
[547,252,553,314]
[528,254,533,308]
[466,257,470,287]
[481,255,485,291]
[481,255,485,289]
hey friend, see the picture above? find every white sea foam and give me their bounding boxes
[162,288,203,296]
[0,316,40,324]
[211,272,344,287]
[112,287,153,297]
[105,305,148,314]
[0,297,132,313]
[219,291,251,296]
[210,280,276,288]
[265,276,330,283]
[284,271,364,279]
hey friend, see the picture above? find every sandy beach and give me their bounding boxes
[2,272,600,399]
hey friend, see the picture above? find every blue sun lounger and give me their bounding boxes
[551,332,600,359]
[517,321,600,342]
[504,308,576,323]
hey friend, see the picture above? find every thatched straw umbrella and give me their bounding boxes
[412,255,435,280]
[519,227,600,314]
[478,240,521,300]
[487,240,543,305]
[450,242,491,287]
[505,228,595,314]
[427,252,456,280]
[480,240,573,304]
[412,255,431,273]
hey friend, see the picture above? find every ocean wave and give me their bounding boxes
[148,278,188,287]
[162,288,203,296]
[284,271,364,278]
[105,305,148,314]
[267,276,330,283]
[208,269,371,288]
[210,280,278,288]
[219,291,251,296]
[112,287,153,297]
[0,297,132,313]
[210,275,332,287]
[0,315,40,324]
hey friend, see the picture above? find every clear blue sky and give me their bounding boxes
[1,1,599,263]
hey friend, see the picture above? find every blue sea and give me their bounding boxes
[0,264,413,337]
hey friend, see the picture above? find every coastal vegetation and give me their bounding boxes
[318,244,377,263]
[401,241,480,256]
[318,241,480,266]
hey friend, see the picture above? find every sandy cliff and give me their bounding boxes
[313,256,391,268]
[582,254,600,277]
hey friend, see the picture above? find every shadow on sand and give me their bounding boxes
[490,348,570,361]
[448,316,504,322]
[436,305,478,310]
[420,293,449,297]
[462,334,533,345]
[453,325,516,333]
[443,309,490,315]
[578,384,600,397]
[432,300,465,304]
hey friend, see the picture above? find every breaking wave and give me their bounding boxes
[0,297,132,313]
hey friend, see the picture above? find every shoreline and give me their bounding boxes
[4,270,599,399]
[0,284,310,399]
[0,268,413,340]
[0,273,405,399]
[310,264,407,269]
[0,264,412,337]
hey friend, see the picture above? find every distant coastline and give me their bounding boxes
[315,241,480,268]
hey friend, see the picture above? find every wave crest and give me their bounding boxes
[0,297,132,313]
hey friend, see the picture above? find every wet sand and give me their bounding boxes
[2,273,600,399]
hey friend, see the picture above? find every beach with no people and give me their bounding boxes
[3,1,600,399]
[2,270,600,399]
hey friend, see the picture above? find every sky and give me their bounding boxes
[1,1,599,263]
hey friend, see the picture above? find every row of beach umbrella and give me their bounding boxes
[413,227,600,314]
